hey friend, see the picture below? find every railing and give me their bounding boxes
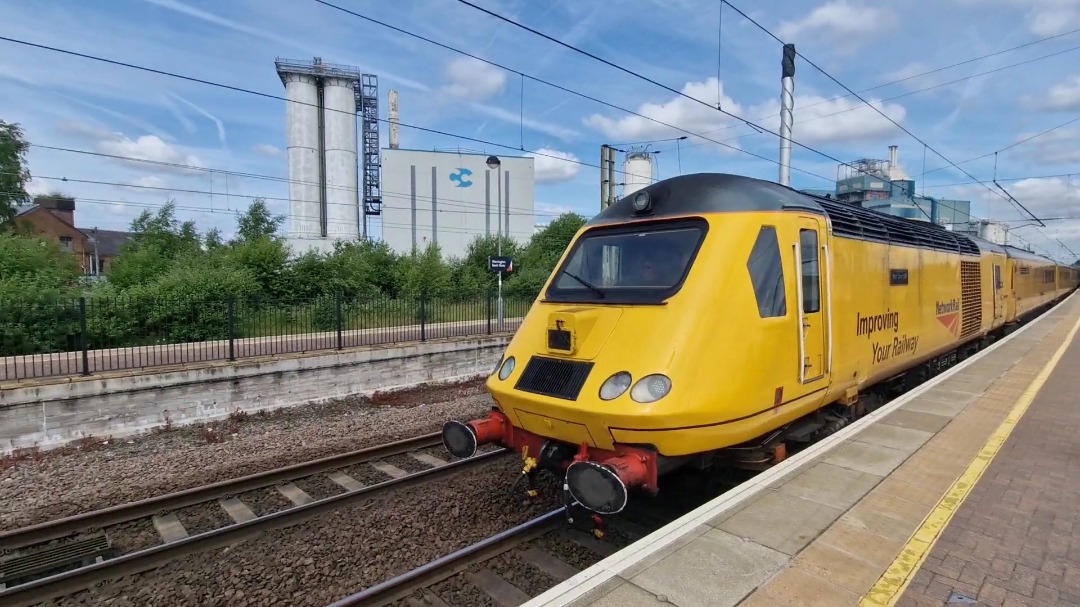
[0,291,533,382]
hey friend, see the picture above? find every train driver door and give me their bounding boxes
[794,217,829,386]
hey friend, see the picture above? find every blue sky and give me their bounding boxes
[3,0,1080,261]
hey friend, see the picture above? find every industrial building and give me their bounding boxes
[379,148,536,259]
[274,57,536,259]
[275,57,382,255]
[802,145,973,229]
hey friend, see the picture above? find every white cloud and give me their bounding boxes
[1010,127,1080,164]
[442,57,507,102]
[776,1,891,49]
[956,176,1080,260]
[956,0,1080,36]
[97,134,206,174]
[121,175,169,191]
[583,77,742,145]
[253,144,283,158]
[1038,75,1080,111]
[526,148,582,183]
[747,94,908,145]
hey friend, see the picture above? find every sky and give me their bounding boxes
[3,0,1080,261]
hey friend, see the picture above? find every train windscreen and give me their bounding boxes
[544,219,706,303]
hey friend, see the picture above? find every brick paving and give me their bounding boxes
[896,329,1080,607]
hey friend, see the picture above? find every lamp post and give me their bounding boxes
[486,155,504,330]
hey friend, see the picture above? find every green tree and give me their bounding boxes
[233,198,285,244]
[107,200,204,289]
[0,120,31,225]
[506,212,587,297]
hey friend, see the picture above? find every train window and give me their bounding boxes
[746,226,786,318]
[544,218,708,304]
[800,229,821,313]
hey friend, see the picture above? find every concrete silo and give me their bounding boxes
[275,57,377,253]
[280,71,322,239]
[322,76,360,239]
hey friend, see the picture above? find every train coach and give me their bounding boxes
[442,172,1080,515]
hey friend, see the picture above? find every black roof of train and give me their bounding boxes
[589,172,1047,260]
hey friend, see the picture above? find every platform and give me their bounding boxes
[522,290,1080,607]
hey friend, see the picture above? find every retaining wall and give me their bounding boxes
[0,335,509,454]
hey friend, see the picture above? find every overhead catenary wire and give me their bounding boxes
[7,168,541,215]
[449,0,972,223]
[4,190,532,238]
[920,115,1080,178]
[719,0,1047,227]
[672,43,1080,153]
[5,20,1071,258]
[689,27,1080,139]
[0,35,642,183]
[308,0,833,183]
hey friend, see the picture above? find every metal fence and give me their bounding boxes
[0,291,533,382]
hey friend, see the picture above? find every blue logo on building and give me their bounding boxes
[449,168,473,187]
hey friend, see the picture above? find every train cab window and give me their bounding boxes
[544,218,707,304]
[746,226,787,318]
[800,229,821,313]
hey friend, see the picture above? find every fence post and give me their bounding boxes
[335,291,343,350]
[420,291,427,342]
[79,297,90,376]
[486,288,492,335]
[227,297,236,361]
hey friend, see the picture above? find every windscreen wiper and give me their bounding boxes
[561,270,605,298]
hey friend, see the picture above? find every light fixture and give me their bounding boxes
[486,155,501,169]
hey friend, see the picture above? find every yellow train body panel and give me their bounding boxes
[483,174,1079,459]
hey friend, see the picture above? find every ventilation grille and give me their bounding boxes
[960,261,982,337]
[810,195,982,255]
[514,356,594,401]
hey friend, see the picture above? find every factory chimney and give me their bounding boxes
[778,44,796,187]
[889,145,898,175]
[389,89,400,149]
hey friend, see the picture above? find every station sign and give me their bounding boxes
[489,256,514,273]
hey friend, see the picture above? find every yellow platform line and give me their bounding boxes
[858,310,1080,607]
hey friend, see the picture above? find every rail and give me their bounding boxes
[0,445,510,607]
[0,433,443,550]
[327,508,566,607]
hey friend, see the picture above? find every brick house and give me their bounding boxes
[12,195,133,276]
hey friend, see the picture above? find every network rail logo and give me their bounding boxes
[935,298,960,336]
[449,168,473,187]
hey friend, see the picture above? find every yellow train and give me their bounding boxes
[442,173,1080,515]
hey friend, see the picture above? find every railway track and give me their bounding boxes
[0,434,509,607]
[329,468,733,607]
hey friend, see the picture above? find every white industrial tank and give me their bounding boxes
[283,73,322,239]
[622,151,654,197]
[322,76,360,239]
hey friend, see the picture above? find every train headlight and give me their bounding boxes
[498,356,516,380]
[599,371,632,400]
[630,374,672,403]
